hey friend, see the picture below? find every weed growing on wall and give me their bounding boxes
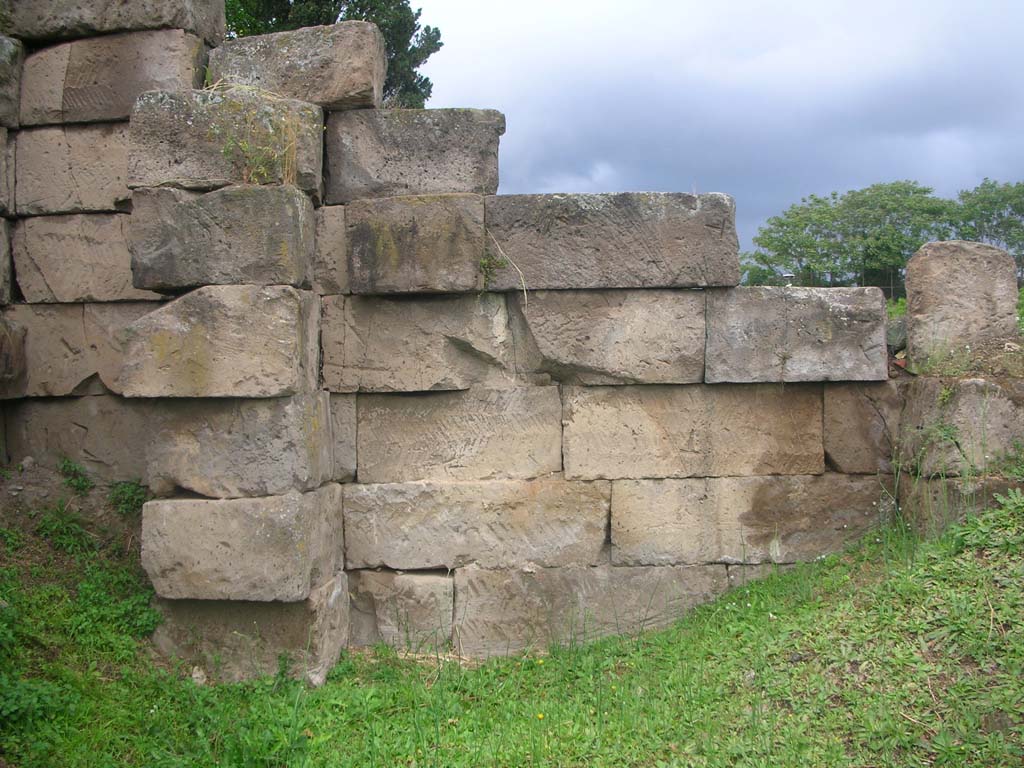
[108,481,150,520]
[57,457,93,497]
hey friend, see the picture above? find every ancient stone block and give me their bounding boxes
[705,287,888,382]
[15,124,130,215]
[147,393,332,499]
[727,564,794,588]
[346,194,486,294]
[128,89,323,198]
[508,289,706,384]
[344,477,609,570]
[824,381,904,474]
[20,30,204,126]
[208,22,385,110]
[453,564,728,657]
[611,473,890,566]
[358,387,563,483]
[905,241,1019,370]
[0,36,23,128]
[13,214,160,302]
[142,484,342,602]
[329,393,356,482]
[324,109,504,204]
[562,384,824,480]
[321,294,513,392]
[153,574,349,686]
[313,205,347,295]
[899,476,1022,537]
[129,186,314,290]
[484,193,740,290]
[0,314,26,391]
[119,285,319,398]
[349,571,453,650]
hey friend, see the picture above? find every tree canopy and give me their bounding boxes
[225,0,442,108]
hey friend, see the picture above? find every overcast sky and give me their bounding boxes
[415,0,1024,250]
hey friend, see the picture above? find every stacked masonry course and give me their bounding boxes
[1,0,1017,683]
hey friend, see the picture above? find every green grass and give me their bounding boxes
[1,494,1023,767]
[57,457,94,497]
[887,296,907,319]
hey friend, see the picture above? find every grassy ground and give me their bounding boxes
[1,481,1023,767]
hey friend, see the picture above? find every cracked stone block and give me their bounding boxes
[453,564,728,658]
[129,186,314,291]
[321,294,513,392]
[824,381,904,474]
[13,214,161,302]
[563,383,824,480]
[15,124,130,215]
[484,193,740,290]
[357,387,563,483]
[611,473,892,566]
[705,287,888,382]
[329,393,356,482]
[349,571,453,650]
[20,30,204,126]
[313,205,347,295]
[324,109,504,204]
[119,285,319,398]
[128,89,323,198]
[0,36,23,128]
[344,477,609,570]
[142,483,342,602]
[209,22,385,110]
[508,289,706,384]
[899,476,1023,537]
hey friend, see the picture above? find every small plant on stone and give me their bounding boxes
[478,253,508,290]
[57,457,93,497]
[205,86,299,187]
[108,481,150,520]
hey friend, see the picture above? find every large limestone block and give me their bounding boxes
[7,0,225,46]
[346,194,486,294]
[905,241,1019,370]
[13,214,161,302]
[147,393,332,499]
[129,186,314,290]
[329,393,356,482]
[899,476,1022,537]
[209,22,385,110]
[314,205,348,294]
[509,289,706,384]
[453,564,728,657]
[358,387,563,483]
[15,124,130,215]
[705,287,888,382]
[563,384,824,480]
[153,574,349,686]
[484,193,740,291]
[324,109,505,204]
[0,36,23,128]
[128,89,323,198]
[611,473,890,566]
[20,30,204,126]
[824,381,904,474]
[349,571,453,650]
[142,484,342,602]
[344,477,609,570]
[321,294,513,392]
[119,285,319,398]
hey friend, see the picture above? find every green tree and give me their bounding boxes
[225,0,442,108]
[956,178,1024,282]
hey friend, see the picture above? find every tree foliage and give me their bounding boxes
[225,0,442,108]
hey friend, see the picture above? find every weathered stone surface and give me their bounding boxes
[15,124,130,215]
[321,294,513,392]
[0,127,11,214]
[509,289,706,384]
[147,393,332,499]
[153,574,349,686]
[13,214,160,302]
[344,477,609,570]
[563,384,824,480]
[824,381,904,474]
[484,193,740,291]
[129,186,314,290]
[20,30,204,126]
[128,89,323,198]
[325,109,504,204]
[705,287,888,382]
[142,484,342,602]
[7,0,225,45]
[358,387,562,483]
[0,302,155,397]
[346,194,486,294]
[0,314,26,391]
[905,241,1019,370]
[313,205,347,295]
[349,571,453,650]
[209,22,385,110]
[453,564,728,657]
[0,36,23,128]
[0,219,10,304]
[119,285,319,398]
[899,476,1022,537]
[611,473,890,566]
[727,564,794,588]
[329,394,356,482]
